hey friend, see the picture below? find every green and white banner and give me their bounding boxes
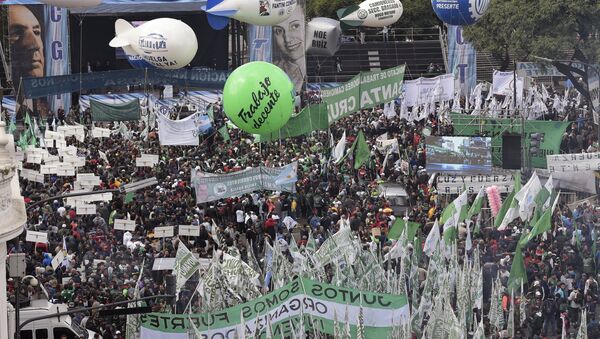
[140,278,410,339]
[257,65,405,141]
[450,113,570,168]
[323,65,406,123]
[190,162,297,203]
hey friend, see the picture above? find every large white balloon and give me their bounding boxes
[40,0,102,8]
[202,0,297,30]
[109,18,198,70]
[338,0,403,28]
[305,18,342,56]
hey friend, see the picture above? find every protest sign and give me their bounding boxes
[547,152,600,172]
[114,219,137,231]
[154,226,174,238]
[178,225,200,237]
[140,278,409,338]
[26,231,48,244]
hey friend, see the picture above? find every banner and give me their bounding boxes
[547,152,600,172]
[323,65,406,123]
[403,73,454,107]
[256,65,405,142]
[516,62,563,78]
[437,171,516,195]
[191,162,297,203]
[9,4,71,117]
[139,278,409,339]
[492,70,523,104]
[589,68,600,124]
[157,113,211,146]
[272,0,306,93]
[248,25,272,63]
[447,25,476,98]
[450,113,570,168]
[91,99,140,121]
[22,68,230,98]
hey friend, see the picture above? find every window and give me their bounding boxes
[52,328,76,339]
[36,329,48,339]
[20,330,33,339]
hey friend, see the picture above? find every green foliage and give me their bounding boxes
[306,0,356,19]
[463,0,600,70]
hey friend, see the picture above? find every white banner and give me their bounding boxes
[403,73,454,107]
[136,153,159,167]
[492,70,524,103]
[157,112,201,146]
[547,152,600,172]
[437,171,516,194]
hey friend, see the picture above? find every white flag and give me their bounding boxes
[332,131,346,163]
[423,220,440,257]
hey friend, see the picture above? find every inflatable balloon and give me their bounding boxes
[431,0,491,26]
[202,0,297,30]
[337,0,403,28]
[122,46,156,69]
[223,62,294,134]
[306,18,342,56]
[40,0,102,7]
[109,18,198,70]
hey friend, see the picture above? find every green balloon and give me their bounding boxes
[223,61,295,134]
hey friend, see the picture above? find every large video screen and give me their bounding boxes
[426,136,492,173]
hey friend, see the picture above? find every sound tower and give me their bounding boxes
[502,135,521,169]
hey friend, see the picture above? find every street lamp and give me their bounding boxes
[532,55,600,148]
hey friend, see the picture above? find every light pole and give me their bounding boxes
[532,56,600,148]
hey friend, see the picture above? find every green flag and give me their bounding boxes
[207,106,215,121]
[354,130,370,169]
[218,126,230,142]
[467,187,486,220]
[497,171,521,230]
[507,247,527,292]
[124,192,135,204]
[8,120,16,134]
[518,193,560,247]
[388,218,421,242]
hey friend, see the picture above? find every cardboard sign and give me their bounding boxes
[26,230,48,243]
[40,165,58,175]
[51,251,65,270]
[76,204,96,215]
[154,226,174,238]
[77,173,100,186]
[54,139,67,149]
[136,154,159,167]
[114,219,137,231]
[91,127,111,138]
[179,225,200,237]
[152,258,176,271]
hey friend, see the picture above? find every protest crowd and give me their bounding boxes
[3,76,600,339]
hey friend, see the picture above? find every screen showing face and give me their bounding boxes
[425,136,492,173]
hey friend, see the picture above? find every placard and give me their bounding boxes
[547,152,600,172]
[91,127,112,138]
[76,204,97,215]
[54,139,67,149]
[26,230,48,243]
[178,225,200,237]
[51,251,65,270]
[114,219,137,231]
[77,173,100,186]
[436,171,516,195]
[152,258,176,271]
[45,130,64,141]
[40,165,58,175]
[154,226,174,238]
[44,155,61,165]
[27,153,42,164]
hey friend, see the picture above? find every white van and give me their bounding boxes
[8,300,101,339]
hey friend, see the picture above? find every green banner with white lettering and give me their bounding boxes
[450,113,570,168]
[140,278,409,339]
[257,65,405,142]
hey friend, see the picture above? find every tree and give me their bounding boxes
[306,0,439,28]
[463,0,600,70]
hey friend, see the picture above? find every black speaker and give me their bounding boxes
[502,135,521,169]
